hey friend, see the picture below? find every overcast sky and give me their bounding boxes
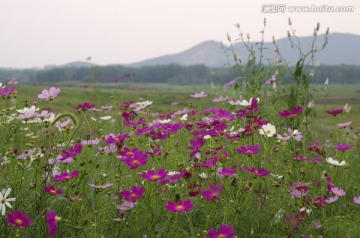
[1,0,359,68]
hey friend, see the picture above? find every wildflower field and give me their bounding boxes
[0,77,359,238]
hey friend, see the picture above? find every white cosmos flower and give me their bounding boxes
[16,106,39,114]
[180,114,188,121]
[239,98,260,106]
[159,119,171,124]
[260,123,276,137]
[0,188,16,216]
[326,157,347,166]
[100,116,112,120]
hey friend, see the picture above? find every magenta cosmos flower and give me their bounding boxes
[7,210,32,228]
[165,200,194,213]
[74,102,95,111]
[335,144,353,152]
[206,224,236,238]
[119,186,145,202]
[38,87,60,101]
[0,87,15,96]
[200,183,224,201]
[278,106,303,118]
[44,186,63,195]
[190,91,207,98]
[58,143,83,162]
[244,166,270,177]
[46,211,58,237]
[141,168,168,182]
[53,170,79,182]
[326,109,343,116]
[217,167,237,177]
[120,149,149,170]
[236,144,260,155]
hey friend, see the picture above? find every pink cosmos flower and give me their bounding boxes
[200,183,224,201]
[119,186,145,202]
[141,168,168,182]
[289,183,309,197]
[206,224,236,238]
[265,75,276,85]
[335,144,352,152]
[53,170,79,182]
[44,186,63,195]
[38,87,60,101]
[331,187,345,196]
[326,109,343,116]
[213,96,229,102]
[165,200,194,213]
[338,122,351,127]
[236,144,260,155]
[278,107,303,118]
[7,210,32,228]
[244,166,270,177]
[353,196,360,204]
[190,91,207,98]
[224,79,237,88]
[117,201,137,211]
[89,183,113,189]
[325,196,339,204]
[46,211,58,237]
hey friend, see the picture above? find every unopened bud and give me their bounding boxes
[288,17,292,26]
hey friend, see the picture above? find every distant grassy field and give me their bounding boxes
[13,83,359,138]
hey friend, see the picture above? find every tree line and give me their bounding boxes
[0,64,359,85]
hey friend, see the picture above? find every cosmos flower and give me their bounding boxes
[335,144,352,152]
[117,201,137,211]
[353,197,360,204]
[89,183,113,189]
[325,196,339,204]
[331,187,345,197]
[337,122,351,127]
[244,166,270,177]
[326,157,346,167]
[74,102,95,111]
[46,211,59,237]
[190,91,207,98]
[141,168,168,182]
[217,167,237,177]
[38,87,60,101]
[278,107,303,118]
[206,224,236,238]
[44,186,63,195]
[236,144,260,155]
[0,188,16,216]
[200,183,224,201]
[7,210,32,228]
[326,109,343,116]
[119,186,145,202]
[53,170,79,182]
[165,200,194,213]
[223,79,237,88]
[259,123,276,137]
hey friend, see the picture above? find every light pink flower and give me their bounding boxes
[38,87,60,101]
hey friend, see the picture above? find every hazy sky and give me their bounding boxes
[1,0,359,68]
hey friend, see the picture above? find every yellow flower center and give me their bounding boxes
[1,199,5,204]
[152,175,159,180]
[335,191,340,195]
[176,205,183,211]
[266,130,271,134]
[50,190,56,194]
[15,219,23,225]
[218,235,225,238]
[131,194,137,199]
[247,150,253,154]
[127,151,133,155]
[65,175,71,179]
[133,160,138,165]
